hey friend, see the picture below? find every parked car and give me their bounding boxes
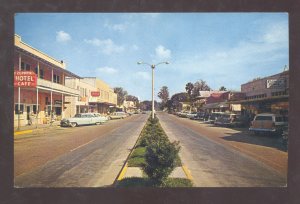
[109,111,128,119]
[178,111,189,118]
[249,113,288,135]
[206,112,224,124]
[214,113,246,127]
[190,112,205,120]
[60,113,105,127]
[186,112,197,119]
[93,113,110,123]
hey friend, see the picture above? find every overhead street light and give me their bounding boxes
[137,61,169,119]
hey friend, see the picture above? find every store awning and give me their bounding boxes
[202,102,229,109]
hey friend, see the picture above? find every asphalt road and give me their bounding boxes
[157,112,287,187]
[14,114,148,187]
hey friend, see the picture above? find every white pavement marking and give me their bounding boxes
[70,138,97,152]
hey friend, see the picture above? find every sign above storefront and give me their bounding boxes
[91,91,100,97]
[14,71,37,87]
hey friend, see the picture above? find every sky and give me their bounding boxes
[15,13,288,101]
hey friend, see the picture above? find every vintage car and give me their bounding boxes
[93,113,110,123]
[60,113,106,127]
[249,113,288,135]
[109,111,128,119]
[205,112,224,124]
[214,113,246,127]
[186,112,198,119]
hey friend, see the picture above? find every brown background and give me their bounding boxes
[0,0,299,203]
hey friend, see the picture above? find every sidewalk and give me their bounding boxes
[14,121,61,135]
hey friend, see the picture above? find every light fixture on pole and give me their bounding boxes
[137,61,169,119]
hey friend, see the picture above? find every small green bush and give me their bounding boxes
[143,138,180,185]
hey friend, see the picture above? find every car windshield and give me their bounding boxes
[74,114,81,118]
[255,116,272,121]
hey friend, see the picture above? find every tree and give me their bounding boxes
[126,95,139,103]
[114,87,128,106]
[219,86,227,91]
[192,80,211,98]
[158,86,169,109]
[170,92,189,111]
[185,82,194,99]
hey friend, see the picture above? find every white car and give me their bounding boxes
[93,113,110,123]
[109,112,127,119]
[60,113,106,127]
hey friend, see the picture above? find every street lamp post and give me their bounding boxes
[137,61,169,119]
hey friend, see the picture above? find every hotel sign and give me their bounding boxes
[91,91,100,97]
[14,71,37,87]
[266,79,286,89]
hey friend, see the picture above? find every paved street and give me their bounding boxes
[157,112,287,187]
[14,114,148,187]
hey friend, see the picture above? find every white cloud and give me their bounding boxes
[155,45,171,59]
[56,31,71,42]
[104,22,128,31]
[96,67,118,74]
[84,38,124,54]
[135,71,151,80]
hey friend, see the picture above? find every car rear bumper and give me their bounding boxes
[249,128,276,132]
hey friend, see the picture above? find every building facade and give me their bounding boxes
[81,77,118,114]
[14,35,80,128]
[64,78,99,117]
[238,70,289,116]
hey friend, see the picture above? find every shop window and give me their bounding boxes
[15,104,24,114]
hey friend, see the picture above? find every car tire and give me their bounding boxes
[70,122,77,127]
[95,122,101,125]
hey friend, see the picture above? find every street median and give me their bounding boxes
[115,114,193,187]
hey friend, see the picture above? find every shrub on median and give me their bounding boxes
[127,115,182,186]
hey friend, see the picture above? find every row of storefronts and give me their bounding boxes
[180,69,289,118]
[14,34,118,128]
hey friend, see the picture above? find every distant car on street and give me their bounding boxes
[109,111,128,119]
[249,113,288,135]
[206,112,224,124]
[190,112,205,120]
[60,113,105,127]
[186,112,197,119]
[214,113,247,127]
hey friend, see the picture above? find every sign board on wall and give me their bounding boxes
[91,91,100,97]
[14,71,37,87]
[266,79,286,89]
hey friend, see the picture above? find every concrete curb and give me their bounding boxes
[14,130,33,135]
[182,165,193,180]
[117,162,128,181]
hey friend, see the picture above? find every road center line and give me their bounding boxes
[70,138,97,152]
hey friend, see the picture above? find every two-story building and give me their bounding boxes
[64,78,99,117]
[80,77,118,114]
[14,34,80,128]
[237,70,289,116]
